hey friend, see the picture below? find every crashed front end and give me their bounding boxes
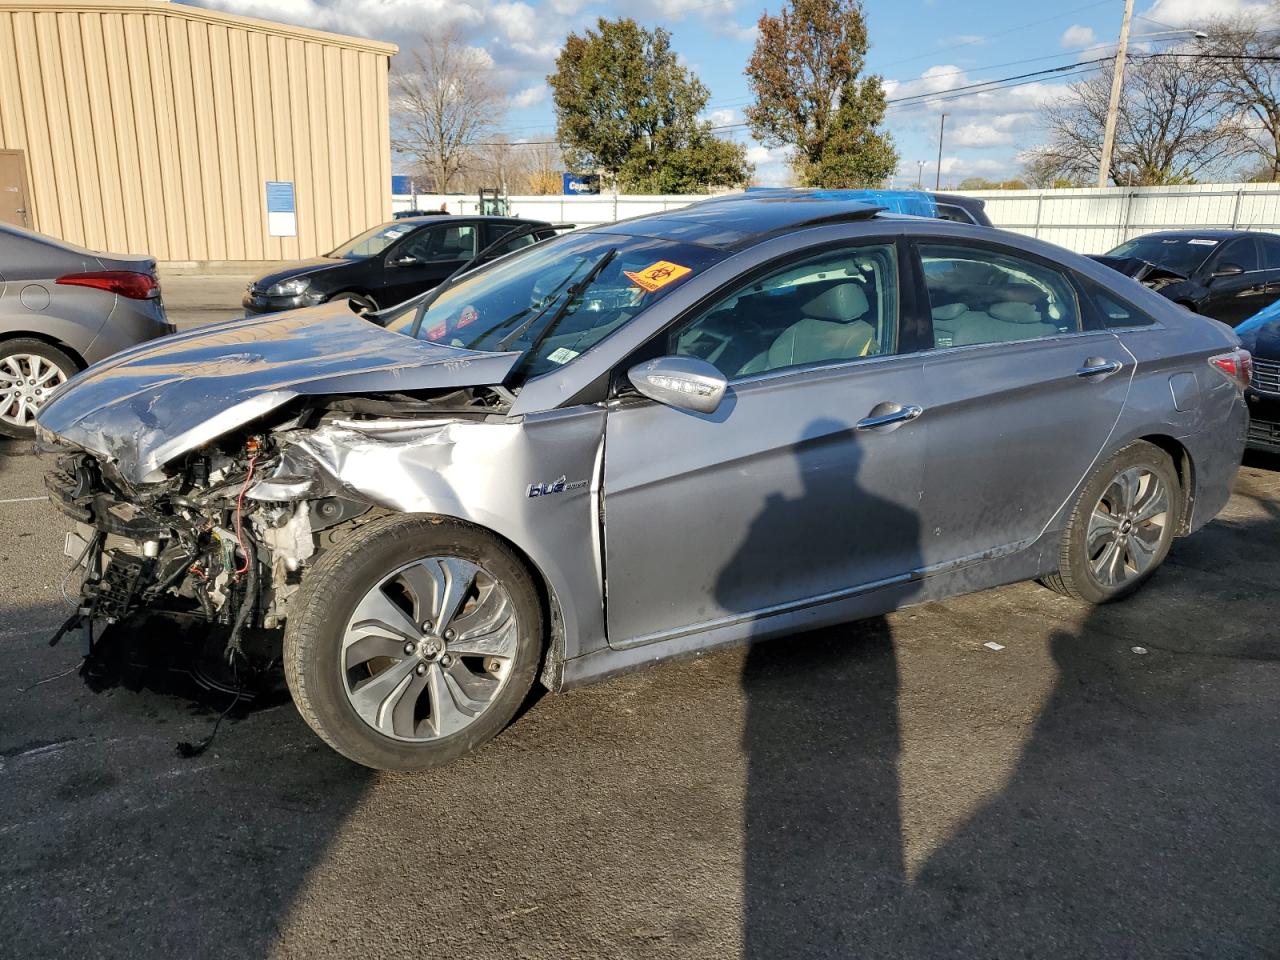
[34,305,523,656]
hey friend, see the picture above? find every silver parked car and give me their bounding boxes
[0,223,172,438]
[36,195,1248,770]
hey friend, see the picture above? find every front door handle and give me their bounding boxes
[1076,357,1123,380]
[856,402,924,432]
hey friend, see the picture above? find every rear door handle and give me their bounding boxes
[1076,358,1123,380]
[856,403,924,432]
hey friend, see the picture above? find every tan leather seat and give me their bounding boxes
[764,283,878,370]
[951,301,1059,346]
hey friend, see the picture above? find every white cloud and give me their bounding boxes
[705,107,740,127]
[1143,0,1274,26]
[1061,24,1096,48]
[510,85,547,109]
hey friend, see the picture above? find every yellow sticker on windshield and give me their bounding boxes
[624,260,692,293]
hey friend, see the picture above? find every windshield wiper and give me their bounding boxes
[499,247,618,354]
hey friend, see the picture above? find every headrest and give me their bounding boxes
[989,301,1043,324]
[803,283,869,322]
[931,302,967,321]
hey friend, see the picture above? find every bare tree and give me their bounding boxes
[1037,54,1247,185]
[1199,13,1280,180]
[391,27,504,193]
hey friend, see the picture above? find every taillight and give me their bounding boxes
[1208,348,1252,389]
[56,270,159,300]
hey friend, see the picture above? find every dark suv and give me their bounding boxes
[243,216,559,316]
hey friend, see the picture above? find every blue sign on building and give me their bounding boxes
[562,173,600,195]
[391,175,414,195]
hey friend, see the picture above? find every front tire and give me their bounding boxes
[1043,441,1180,604]
[283,515,544,771]
[0,338,78,439]
[328,291,377,314]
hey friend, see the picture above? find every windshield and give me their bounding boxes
[1105,236,1218,277]
[328,222,421,260]
[386,231,727,381]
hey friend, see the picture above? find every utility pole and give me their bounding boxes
[935,114,947,190]
[917,160,925,188]
[1097,0,1135,188]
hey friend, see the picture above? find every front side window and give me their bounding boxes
[400,224,477,263]
[385,231,727,381]
[919,242,1081,348]
[1218,236,1260,273]
[670,244,899,380]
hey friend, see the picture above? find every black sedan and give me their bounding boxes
[1094,229,1280,326]
[243,215,559,316]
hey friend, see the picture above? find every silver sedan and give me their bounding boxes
[37,193,1248,770]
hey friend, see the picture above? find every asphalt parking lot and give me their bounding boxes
[1,289,1277,957]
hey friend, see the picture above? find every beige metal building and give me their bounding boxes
[0,0,396,263]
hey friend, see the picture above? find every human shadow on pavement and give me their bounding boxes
[720,417,923,959]
[740,458,1280,957]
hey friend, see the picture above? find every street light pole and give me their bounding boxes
[935,113,947,191]
[1097,0,1135,188]
[917,160,925,188]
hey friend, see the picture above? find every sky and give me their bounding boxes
[179,0,1275,188]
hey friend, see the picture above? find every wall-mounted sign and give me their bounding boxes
[266,180,297,237]
[562,173,600,195]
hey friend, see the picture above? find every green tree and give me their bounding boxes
[548,18,751,193]
[744,0,898,187]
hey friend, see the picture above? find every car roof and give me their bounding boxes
[390,215,548,226]
[595,195,890,250]
[1131,229,1266,240]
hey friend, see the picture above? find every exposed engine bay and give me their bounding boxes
[43,386,511,659]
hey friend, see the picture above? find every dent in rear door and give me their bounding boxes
[917,331,1132,572]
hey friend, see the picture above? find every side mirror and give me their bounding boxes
[627,356,727,414]
[390,255,421,268]
[1212,262,1245,278]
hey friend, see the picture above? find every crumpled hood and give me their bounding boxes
[36,302,521,484]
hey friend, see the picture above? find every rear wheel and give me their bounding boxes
[1043,441,1180,604]
[0,338,78,439]
[283,515,543,770]
[328,291,377,315]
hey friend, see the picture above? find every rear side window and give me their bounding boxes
[936,203,977,225]
[917,242,1081,349]
[1260,236,1280,270]
[1086,284,1155,328]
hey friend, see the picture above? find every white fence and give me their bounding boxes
[392,192,710,228]
[394,183,1280,256]
[954,183,1280,254]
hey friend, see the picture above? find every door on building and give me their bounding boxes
[0,151,33,229]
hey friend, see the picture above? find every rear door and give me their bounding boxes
[602,239,929,648]
[911,236,1131,573]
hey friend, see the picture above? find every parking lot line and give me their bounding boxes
[0,496,47,504]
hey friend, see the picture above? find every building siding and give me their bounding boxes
[0,0,395,261]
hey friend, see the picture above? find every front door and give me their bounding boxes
[380,222,478,306]
[1202,236,1270,326]
[601,240,929,648]
[0,150,33,229]
[912,239,1131,572]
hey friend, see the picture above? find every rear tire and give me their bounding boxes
[328,291,376,314]
[1043,441,1180,604]
[283,515,544,771]
[0,338,79,439]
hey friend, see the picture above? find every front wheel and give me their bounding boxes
[283,515,544,770]
[1043,441,1181,604]
[328,291,377,315]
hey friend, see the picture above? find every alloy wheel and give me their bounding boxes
[0,353,68,428]
[1086,466,1170,588]
[341,556,519,742]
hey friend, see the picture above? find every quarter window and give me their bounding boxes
[918,243,1081,348]
[670,244,899,379]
